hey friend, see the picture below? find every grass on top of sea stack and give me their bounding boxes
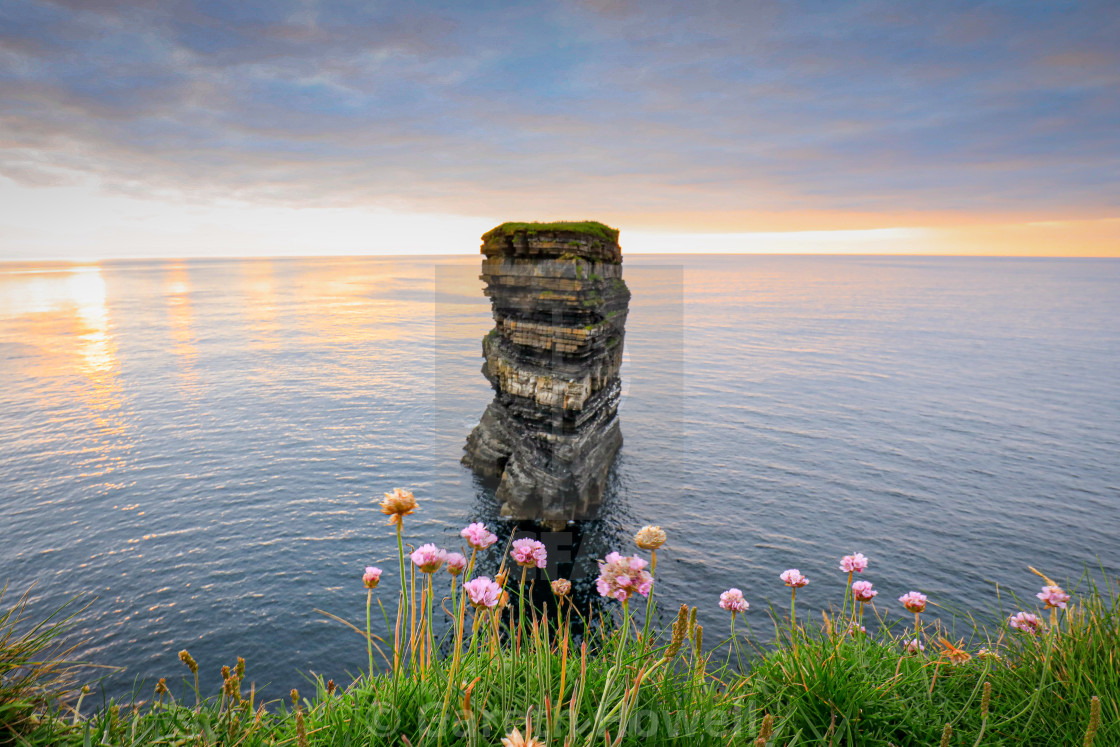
[481,221,620,243]
[4,503,1118,746]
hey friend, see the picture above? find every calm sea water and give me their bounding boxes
[2,255,1118,700]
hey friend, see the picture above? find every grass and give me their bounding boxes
[481,221,620,244]
[4,508,1117,746]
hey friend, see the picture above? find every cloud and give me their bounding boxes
[0,0,1118,231]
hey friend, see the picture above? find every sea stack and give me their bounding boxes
[462,221,631,522]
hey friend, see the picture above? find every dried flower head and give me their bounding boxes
[1008,611,1043,634]
[634,525,667,550]
[976,648,1002,661]
[551,578,572,596]
[178,649,198,674]
[904,638,925,655]
[410,544,447,573]
[446,553,467,576]
[461,522,497,551]
[290,689,299,706]
[379,488,417,525]
[719,588,749,614]
[154,678,169,696]
[839,553,868,573]
[939,637,972,665]
[1036,584,1070,610]
[780,569,809,588]
[851,580,878,603]
[501,727,546,747]
[899,591,927,613]
[496,568,509,586]
[511,538,547,569]
[363,566,382,589]
[326,679,335,696]
[464,577,501,609]
[596,552,654,603]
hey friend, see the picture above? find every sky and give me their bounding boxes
[1,0,1118,260]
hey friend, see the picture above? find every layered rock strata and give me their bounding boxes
[462,222,630,522]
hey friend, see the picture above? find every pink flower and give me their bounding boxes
[410,544,447,574]
[511,538,547,569]
[1036,585,1070,610]
[899,591,927,614]
[839,553,868,573]
[1009,611,1043,635]
[596,552,654,603]
[446,552,467,576]
[848,622,867,636]
[719,588,749,614]
[903,638,925,655]
[851,580,878,603]
[780,569,809,588]
[464,577,501,609]
[362,566,382,589]
[460,522,498,551]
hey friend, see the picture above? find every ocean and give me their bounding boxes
[2,254,1118,700]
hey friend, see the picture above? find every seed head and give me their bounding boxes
[754,713,774,747]
[551,578,572,596]
[379,487,417,525]
[1085,695,1101,747]
[939,723,952,747]
[178,650,198,674]
[634,525,667,550]
[980,681,991,719]
[235,657,245,679]
[290,688,299,707]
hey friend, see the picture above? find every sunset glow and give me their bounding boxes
[1,1,1117,259]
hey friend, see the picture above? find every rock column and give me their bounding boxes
[462,222,630,522]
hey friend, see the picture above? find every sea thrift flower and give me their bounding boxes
[464,577,501,609]
[904,638,925,655]
[848,623,867,636]
[511,538,547,568]
[634,525,667,550]
[719,588,749,614]
[551,578,572,596]
[379,488,417,525]
[851,580,878,602]
[446,553,466,576]
[899,591,927,613]
[780,569,809,588]
[596,552,654,603]
[976,648,1001,661]
[461,522,497,551]
[1036,585,1070,610]
[839,553,869,573]
[410,543,447,574]
[362,566,382,589]
[1009,611,1043,635]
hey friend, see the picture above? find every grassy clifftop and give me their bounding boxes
[481,220,620,244]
